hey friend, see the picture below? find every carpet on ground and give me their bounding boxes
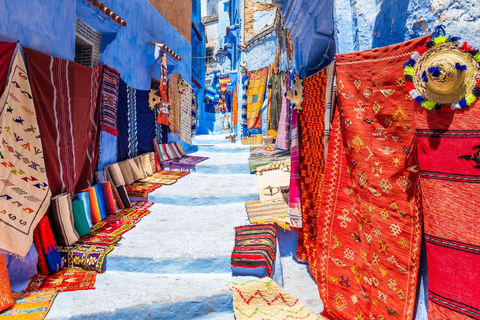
[245,200,290,230]
[295,67,328,276]
[58,244,114,273]
[126,181,162,198]
[231,224,277,276]
[247,67,268,129]
[26,269,96,293]
[0,51,51,258]
[152,170,190,180]
[25,48,103,196]
[0,290,57,320]
[140,176,176,185]
[228,277,325,320]
[315,37,427,320]
[76,234,121,247]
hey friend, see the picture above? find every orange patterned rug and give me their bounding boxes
[0,290,57,319]
[296,68,328,279]
[316,37,426,320]
[25,269,96,293]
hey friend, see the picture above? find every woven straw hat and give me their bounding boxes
[413,43,479,104]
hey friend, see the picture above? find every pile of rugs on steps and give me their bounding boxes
[153,139,208,172]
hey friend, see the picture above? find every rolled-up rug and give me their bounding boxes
[113,185,131,208]
[84,187,102,225]
[93,184,108,220]
[71,199,91,237]
[74,191,93,228]
[102,182,117,215]
[50,193,79,247]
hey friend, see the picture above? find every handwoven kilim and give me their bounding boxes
[287,109,301,229]
[0,41,15,97]
[296,68,328,271]
[117,78,129,161]
[414,88,480,319]
[135,89,155,155]
[168,72,182,134]
[140,176,175,185]
[91,220,135,237]
[241,75,249,131]
[248,145,290,174]
[256,159,291,203]
[76,233,121,247]
[151,170,189,180]
[232,83,238,127]
[26,269,96,293]
[180,84,192,144]
[231,224,277,276]
[0,255,13,313]
[218,77,230,113]
[247,67,268,129]
[36,216,63,273]
[99,66,120,135]
[0,51,51,258]
[127,86,138,158]
[126,181,162,198]
[275,73,291,150]
[59,244,114,273]
[0,291,57,320]
[245,200,290,230]
[316,37,426,320]
[228,277,325,320]
[24,48,103,195]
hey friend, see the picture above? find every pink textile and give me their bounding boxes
[287,109,301,229]
[275,74,290,149]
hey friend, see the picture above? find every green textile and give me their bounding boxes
[72,199,92,237]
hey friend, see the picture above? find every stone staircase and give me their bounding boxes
[46,134,323,319]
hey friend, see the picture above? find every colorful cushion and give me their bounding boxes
[149,152,157,173]
[134,156,147,179]
[93,184,108,221]
[175,142,186,157]
[128,159,142,182]
[118,161,134,186]
[101,181,116,215]
[169,143,181,159]
[50,192,79,247]
[154,152,162,172]
[85,187,102,225]
[114,185,131,208]
[112,186,125,210]
[142,154,154,176]
[107,163,125,186]
[71,199,91,237]
[160,144,170,161]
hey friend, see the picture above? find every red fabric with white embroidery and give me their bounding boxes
[316,36,427,320]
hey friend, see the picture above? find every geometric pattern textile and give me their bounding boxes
[316,37,426,320]
[25,269,97,293]
[99,66,120,135]
[228,277,325,320]
[180,85,192,145]
[274,73,291,150]
[24,48,103,196]
[287,109,301,229]
[415,94,480,319]
[245,200,290,230]
[58,244,114,273]
[241,75,249,131]
[125,181,162,198]
[0,291,57,320]
[295,68,328,276]
[168,72,181,134]
[256,159,290,203]
[247,68,268,129]
[127,86,138,158]
[0,51,51,258]
[231,224,277,276]
[0,255,13,313]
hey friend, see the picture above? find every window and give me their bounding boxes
[205,47,214,70]
[75,19,102,67]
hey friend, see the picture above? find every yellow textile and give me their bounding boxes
[247,67,268,129]
[0,291,57,319]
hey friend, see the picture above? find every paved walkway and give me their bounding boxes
[46,135,322,319]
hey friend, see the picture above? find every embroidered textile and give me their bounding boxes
[414,97,480,319]
[228,277,324,320]
[295,68,328,273]
[59,244,114,273]
[125,181,162,198]
[168,72,182,134]
[0,255,12,313]
[316,37,426,320]
[191,95,197,138]
[275,73,291,150]
[247,68,268,129]
[99,66,120,134]
[180,85,192,144]
[26,269,96,293]
[287,109,301,229]
[245,200,290,230]
[25,48,103,195]
[231,224,277,276]
[0,51,52,258]
[256,159,291,203]
[0,41,15,98]
[218,77,230,113]
[0,291,57,320]
[140,176,175,185]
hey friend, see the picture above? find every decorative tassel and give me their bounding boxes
[405,75,413,82]
[433,35,449,45]
[465,92,476,105]
[451,102,461,110]
[472,86,480,97]
[461,42,476,52]
[426,41,435,49]
[421,100,436,110]
[428,66,441,77]
[405,82,415,92]
[474,53,480,62]
[416,45,428,54]
[407,58,416,66]
[422,71,428,82]
[404,66,414,76]
[455,63,467,72]
[449,36,461,42]
[459,98,468,108]
[415,96,424,104]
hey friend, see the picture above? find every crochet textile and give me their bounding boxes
[25,48,103,195]
[26,269,96,293]
[0,52,51,258]
[295,68,328,276]
[228,277,325,320]
[231,224,277,276]
[316,37,427,320]
[247,67,268,129]
[0,291,57,319]
[415,97,480,319]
